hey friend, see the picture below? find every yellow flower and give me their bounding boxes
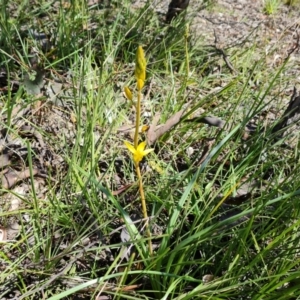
[124,86,133,101]
[135,46,146,84]
[124,141,153,164]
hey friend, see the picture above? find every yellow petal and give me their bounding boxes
[142,149,154,156]
[124,141,136,154]
[137,141,147,152]
[134,152,143,164]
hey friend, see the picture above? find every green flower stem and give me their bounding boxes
[135,162,153,255]
[134,88,141,148]
[133,86,153,255]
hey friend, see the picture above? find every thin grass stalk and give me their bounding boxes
[185,24,189,79]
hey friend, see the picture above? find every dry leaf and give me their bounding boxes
[2,168,39,189]
[70,112,77,123]
[112,184,133,196]
[0,154,11,168]
[0,227,7,241]
[147,109,185,145]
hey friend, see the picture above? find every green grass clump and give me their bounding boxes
[263,0,281,14]
[0,0,300,299]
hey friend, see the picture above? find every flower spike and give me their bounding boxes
[135,46,146,89]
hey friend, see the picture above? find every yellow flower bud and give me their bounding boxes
[136,79,144,91]
[124,86,133,101]
[141,125,149,132]
[135,46,146,82]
